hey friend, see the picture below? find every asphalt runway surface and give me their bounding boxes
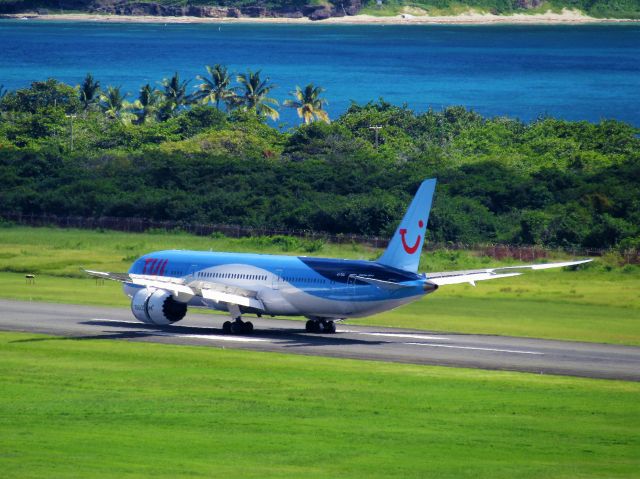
[2,299,639,381]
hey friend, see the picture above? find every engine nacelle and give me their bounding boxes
[131,288,187,325]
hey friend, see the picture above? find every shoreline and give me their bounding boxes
[3,10,639,25]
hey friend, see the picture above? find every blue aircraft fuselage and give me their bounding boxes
[124,250,432,319]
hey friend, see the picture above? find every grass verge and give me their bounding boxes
[352,270,640,345]
[1,331,638,478]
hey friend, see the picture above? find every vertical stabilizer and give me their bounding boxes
[377,179,436,273]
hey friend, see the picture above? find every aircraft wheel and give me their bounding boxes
[231,321,244,335]
[222,321,232,334]
[244,321,254,334]
[305,320,314,332]
[326,321,336,334]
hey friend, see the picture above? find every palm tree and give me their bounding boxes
[195,64,236,110]
[79,73,100,111]
[99,85,137,124]
[158,72,191,120]
[136,83,161,123]
[284,84,329,124]
[236,70,279,121]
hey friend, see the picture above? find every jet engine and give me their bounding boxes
[131,288,187,325]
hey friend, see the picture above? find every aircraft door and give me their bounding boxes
[272,269,283,290]
[188,264,199,279]
[347,274,357,296]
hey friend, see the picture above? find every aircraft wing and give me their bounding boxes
[84,270,131,283]
[423,259,592,286]
[83,270,264,310]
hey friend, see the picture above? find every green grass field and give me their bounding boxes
[1,331,638,478]
[1,228,639,478]
[0,226,638,345]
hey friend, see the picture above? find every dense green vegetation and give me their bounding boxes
[1,330,638,478]
[361,0,640,19]
[1,226,638,345]
[2,0,640,18]
[1,76,639,251]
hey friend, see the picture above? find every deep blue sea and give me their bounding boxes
[1,20,639,126]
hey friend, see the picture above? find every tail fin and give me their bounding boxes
[377,178,436,273]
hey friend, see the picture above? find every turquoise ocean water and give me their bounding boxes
[1,20,639,126]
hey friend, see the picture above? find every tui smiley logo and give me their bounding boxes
[399,220,424,254]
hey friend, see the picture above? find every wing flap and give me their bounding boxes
[84,270,131,283]
[425,259,591,286]
[428,272,522,286]
[200,289,264,309]
[129,276,196,296]
[493,259,593,271]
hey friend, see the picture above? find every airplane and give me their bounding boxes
[85,178,591,334]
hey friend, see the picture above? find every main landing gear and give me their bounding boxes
[223,304,254,335]
[222,318,254,335]
[305,319,336,334]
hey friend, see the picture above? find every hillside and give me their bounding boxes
[1,0,639,20]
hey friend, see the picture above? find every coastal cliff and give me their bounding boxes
[87,0,362,21]
[0,0,361,20]
[1,0,638,20]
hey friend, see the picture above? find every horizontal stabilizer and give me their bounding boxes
[352,275,415,291]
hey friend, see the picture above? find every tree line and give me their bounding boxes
[0,74,639,251]
[2,68,329,126]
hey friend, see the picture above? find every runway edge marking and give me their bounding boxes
[404,342,544,355]
[89,319,268,343]
[342,331,451,340]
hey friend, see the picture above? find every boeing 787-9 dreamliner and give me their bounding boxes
[86,179,590,334]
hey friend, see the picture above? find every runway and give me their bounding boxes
[2,299,639,381]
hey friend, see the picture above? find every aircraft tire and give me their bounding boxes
[231,322,244,335]
[305,320,314,332]
[244,321,254,334]
[326,321,336,334]
[222,321,232,334]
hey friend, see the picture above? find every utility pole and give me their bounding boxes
[369,125,382,148]
[66,114,76,151]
